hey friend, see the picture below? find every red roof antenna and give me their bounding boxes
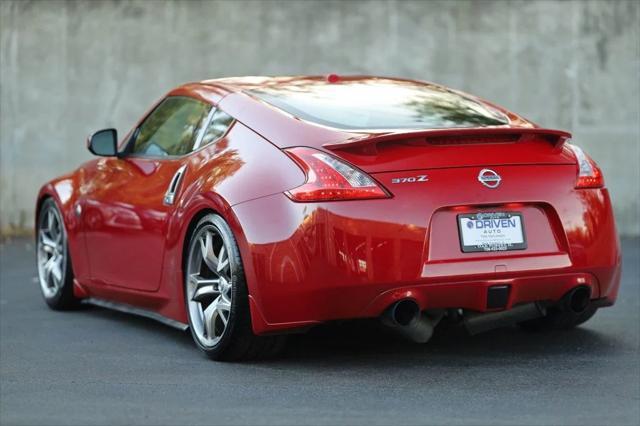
[326,73,340,83]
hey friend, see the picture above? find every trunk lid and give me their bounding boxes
[370,164,577,278]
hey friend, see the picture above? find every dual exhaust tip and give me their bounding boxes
[564,286,591,314]
[382,286,591,342]
[382,300,442,343]
[387,300,421,327]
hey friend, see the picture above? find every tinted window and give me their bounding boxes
[130,97,210,157]
[198,109,234,148]
[249,79,509,130]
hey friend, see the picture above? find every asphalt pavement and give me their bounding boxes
[1,237,639,426]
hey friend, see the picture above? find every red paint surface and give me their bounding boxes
[36,76,621,335]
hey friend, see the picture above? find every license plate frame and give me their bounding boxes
[457,212,527,253]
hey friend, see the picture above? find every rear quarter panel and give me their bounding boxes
[157,121,305,322]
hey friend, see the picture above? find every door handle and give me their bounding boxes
[164,165,187,206]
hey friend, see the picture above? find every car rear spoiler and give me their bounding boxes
[323,127,572,153]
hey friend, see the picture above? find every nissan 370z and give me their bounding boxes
[35,76,622,360]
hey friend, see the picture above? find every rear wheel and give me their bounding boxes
[184,213,285,361]
[36,198,79,310]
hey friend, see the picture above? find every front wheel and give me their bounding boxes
[36,198,79,310]
[184,213,285,361]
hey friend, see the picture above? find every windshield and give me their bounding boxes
[248,79,509,130]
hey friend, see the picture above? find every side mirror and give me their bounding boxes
[87,128,118,157]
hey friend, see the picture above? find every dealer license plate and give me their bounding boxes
[457,212,527,253]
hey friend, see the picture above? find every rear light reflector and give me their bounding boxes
[569,144,604,189]
[284,147,390,202]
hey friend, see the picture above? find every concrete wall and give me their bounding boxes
[1,0,639,235]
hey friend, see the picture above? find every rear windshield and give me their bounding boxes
[248,79,509,130]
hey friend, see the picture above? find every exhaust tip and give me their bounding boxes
[390,300,420,326]
[567,286,591,314]
[381,300,441,344]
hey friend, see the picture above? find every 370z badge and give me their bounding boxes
[391,175,428,184]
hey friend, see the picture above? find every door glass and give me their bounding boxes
[130,97,210,157]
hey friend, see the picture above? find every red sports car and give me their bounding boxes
[36,76,621,360]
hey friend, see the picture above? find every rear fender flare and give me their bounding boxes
[170,192,264,323]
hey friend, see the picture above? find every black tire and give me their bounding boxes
[518,305,598,331]
[36,198,80,310]
[184,213,286,361]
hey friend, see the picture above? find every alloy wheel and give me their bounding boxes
[37,204,66,299]
[186,225,233,347]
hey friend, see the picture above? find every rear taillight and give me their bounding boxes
[569,144,604,189]
[284,147,390,202]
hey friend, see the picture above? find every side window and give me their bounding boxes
[130,97,210,157]
[197,109,235,149]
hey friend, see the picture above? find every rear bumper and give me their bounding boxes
[360,271,618,318]
[231,189,621,335]
[246,268,620,335]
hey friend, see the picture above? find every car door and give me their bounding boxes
[81,96,211,292]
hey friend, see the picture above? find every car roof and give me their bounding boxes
[201,75,434,91]
[170,76,536,149]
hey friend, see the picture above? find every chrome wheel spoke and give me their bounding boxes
[200,232,219,272]
[40,231,57,254]
[43,256,55,283]
[219,277,232,300]
[203,296,229,339]
[217,245,228,273]
[189,274,221,302]
[53,226,62,244]
[215,295,231,313]
[218,308,229,326]
[42,253,62,289]
[46,210,55,231]
[197,304,204,320]
[50,256,63,285]
[202,302,215,338]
